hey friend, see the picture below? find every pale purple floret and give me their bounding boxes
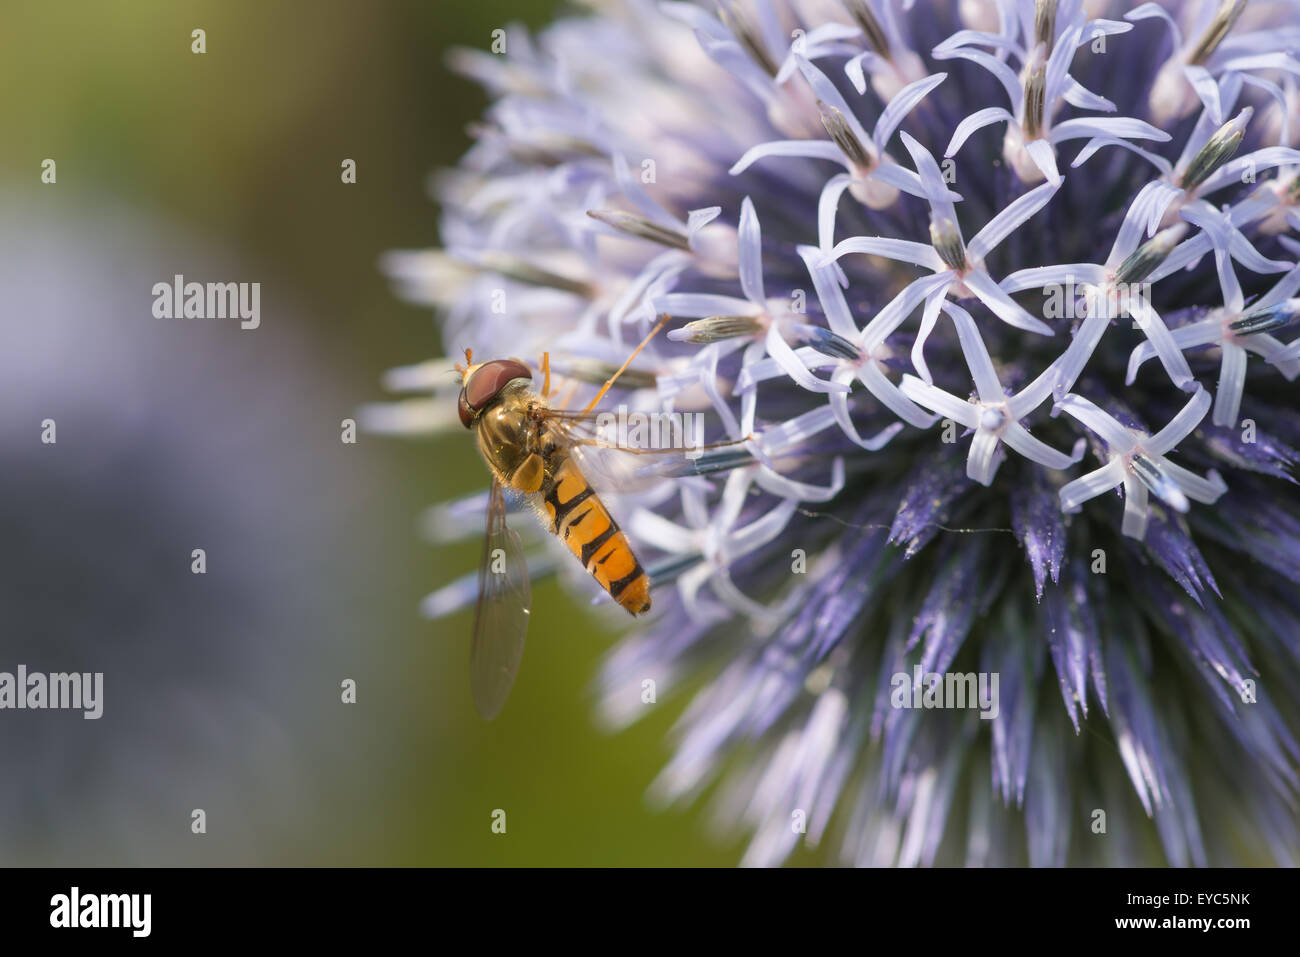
[1096,96,1300,233]
[824,132,1057,380]
[1001,210,1196,398]
[937,0,1165,184]
[1130,0,1300,126]
[1129,246,1300,427]
[658,196,852,395]
[898,301,1081,485]
[1056,387,1227,540]
[729,53,948,218]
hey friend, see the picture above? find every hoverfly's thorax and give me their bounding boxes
[474,400,533,479]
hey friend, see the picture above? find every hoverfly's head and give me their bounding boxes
[456,355,533,428]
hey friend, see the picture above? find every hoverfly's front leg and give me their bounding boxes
[535,352,581,410]
[579,313,669,413]
[507,402,550,494]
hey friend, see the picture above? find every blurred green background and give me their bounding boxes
[0,0,743,865]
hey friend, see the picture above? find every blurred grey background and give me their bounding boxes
[0,0,739,865]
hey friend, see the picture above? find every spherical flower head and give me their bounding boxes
[377,0,1300,866]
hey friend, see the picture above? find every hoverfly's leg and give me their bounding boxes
[579,313,670,414]
[540,352,552,399]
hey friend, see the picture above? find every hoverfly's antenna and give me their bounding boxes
[580,314,670,413]
[454,348,474,376]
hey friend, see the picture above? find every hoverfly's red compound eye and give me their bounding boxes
[459,358,533,427]
[457,389,476,428]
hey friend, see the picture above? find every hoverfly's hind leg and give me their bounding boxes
[580,313,671,414]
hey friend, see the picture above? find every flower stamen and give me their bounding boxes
[717,1,780,78]
[473,251,594,297]
[1034,0,1059,56]
[841,0,890,59]
[1021,58,1047,141]
[1188,0,1247,67]
[817,100,876,172]
[1112,223,1186,285]
[1229,299,1300,336]
[1178,109,1251,193]
[586,208,691,250]
[669,315,767,343]
[1129,451,1191,512]
[930,216,968,272]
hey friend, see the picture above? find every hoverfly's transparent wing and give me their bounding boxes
[540,408,744,495]
[470,476,531,720]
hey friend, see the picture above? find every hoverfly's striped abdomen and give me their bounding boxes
[542,456,651,615]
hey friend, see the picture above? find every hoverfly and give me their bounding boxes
[455,317,705,719]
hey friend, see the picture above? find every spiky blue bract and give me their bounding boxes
[378,0,1300,866]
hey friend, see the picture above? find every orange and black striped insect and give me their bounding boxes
[455,318,679,719]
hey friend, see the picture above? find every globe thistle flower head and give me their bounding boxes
[378,0,1300,867]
